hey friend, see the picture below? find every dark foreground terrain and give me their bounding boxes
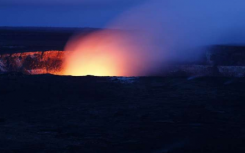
[0,74,245,152]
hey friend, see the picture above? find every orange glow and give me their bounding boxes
[62,30,149,76]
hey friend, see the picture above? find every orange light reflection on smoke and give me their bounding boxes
[62,30,147,76]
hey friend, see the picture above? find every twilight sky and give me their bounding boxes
[0,0,146,28]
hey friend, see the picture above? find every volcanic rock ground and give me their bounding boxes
[1,74,245,152]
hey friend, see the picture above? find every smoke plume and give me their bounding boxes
[63,0,245,76]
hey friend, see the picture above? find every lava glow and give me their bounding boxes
[62,30,150,76]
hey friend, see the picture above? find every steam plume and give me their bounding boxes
[63,0,245,76]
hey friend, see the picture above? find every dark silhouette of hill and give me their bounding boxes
[0,27,100,53]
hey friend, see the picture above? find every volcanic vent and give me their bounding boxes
[2,28,245,77]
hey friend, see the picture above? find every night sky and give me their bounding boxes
[0,0,146,28]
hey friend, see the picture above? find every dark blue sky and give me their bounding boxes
[0,0,146,28]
